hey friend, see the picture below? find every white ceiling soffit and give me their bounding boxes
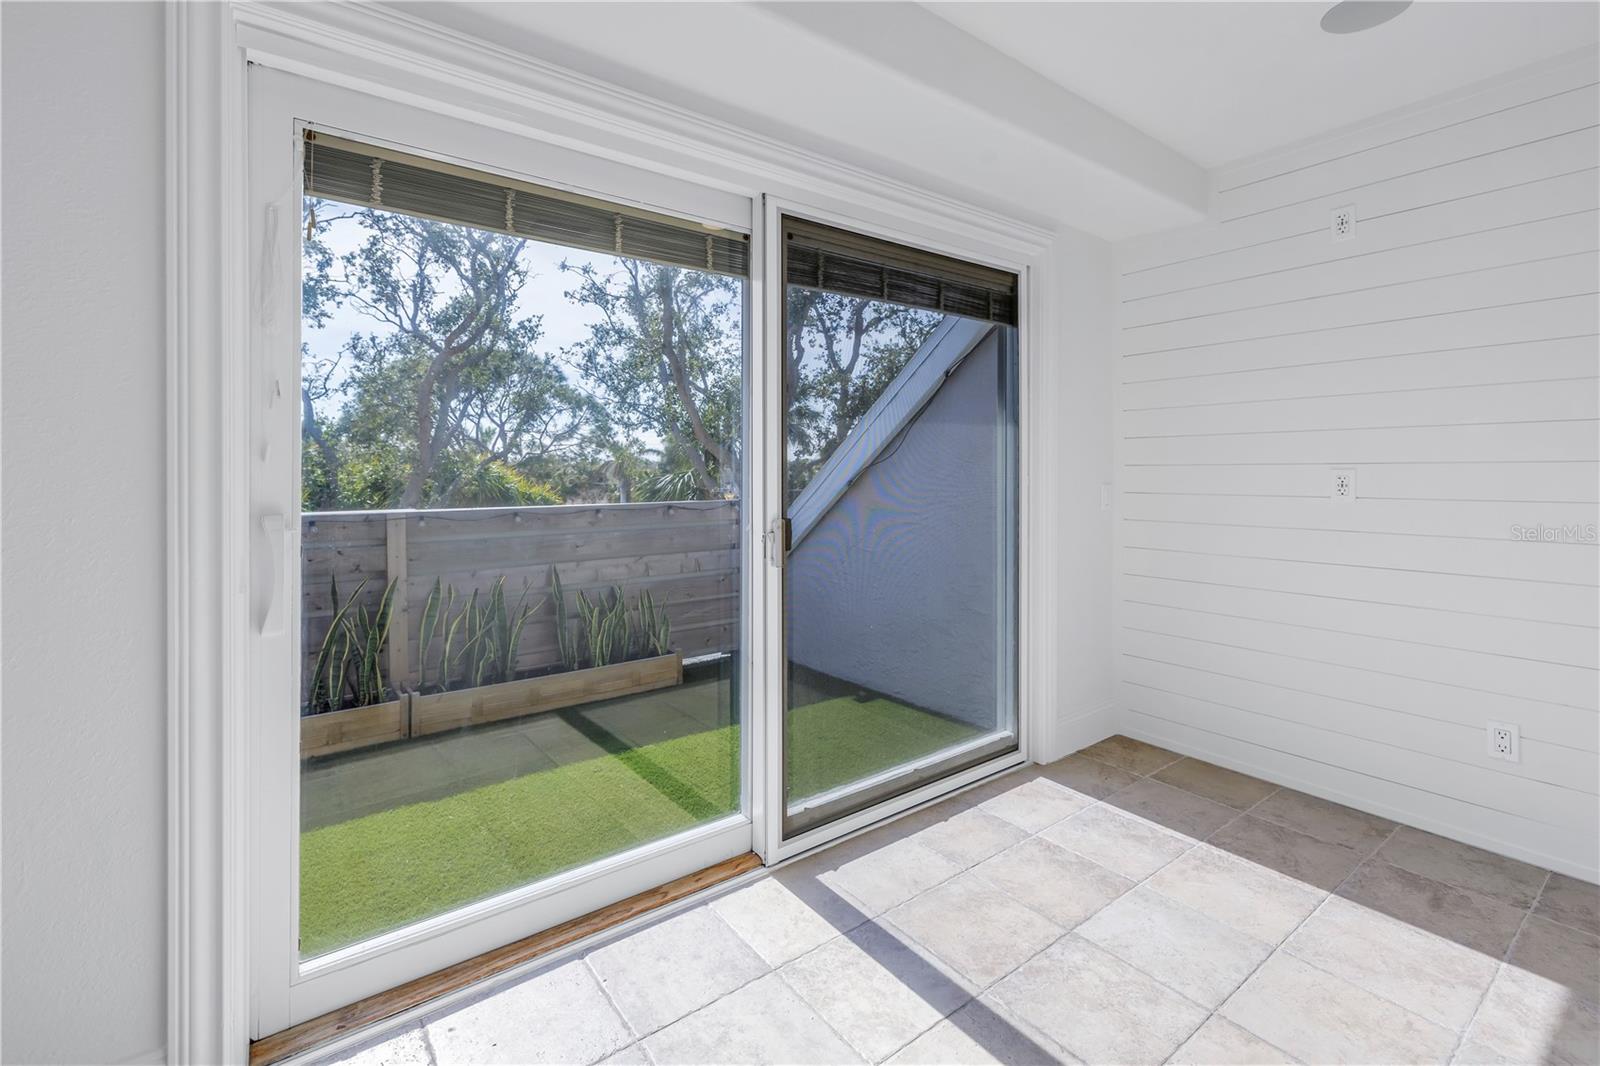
[391,1,1210,240]
[924,1,1600,170]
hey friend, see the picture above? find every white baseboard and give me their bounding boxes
[1119,715,1600,885]
[1040,698,1117,764]
[118,1047,167,1066]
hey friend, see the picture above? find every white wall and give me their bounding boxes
[788,331,1010,727]
[1114,54,1600,880]
[1042,227,1119,759]
[1,4,170,1063]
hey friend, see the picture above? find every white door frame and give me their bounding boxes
[243,63,763,1036]
[755,193,1035,864]
[170,3,1059,1058]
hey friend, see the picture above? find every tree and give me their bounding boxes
[783,290,941,498]
[300,202,945,514]
[562,259,743,498]
[303,206,592,509]
[301,201,350,511]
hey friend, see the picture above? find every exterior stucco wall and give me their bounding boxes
[786,330,1011,728]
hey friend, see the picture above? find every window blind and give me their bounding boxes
[303,130,750,278]
[782,217,1017,326]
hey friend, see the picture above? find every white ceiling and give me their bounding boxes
[402,1,1212,239]
[389,1,1596,240]
[924,2,1600,169]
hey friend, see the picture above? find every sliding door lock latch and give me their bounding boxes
[765,517,791,568]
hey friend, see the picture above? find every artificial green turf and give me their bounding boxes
[299,695,978,956]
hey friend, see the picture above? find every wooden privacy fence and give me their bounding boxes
[300,500,740,706]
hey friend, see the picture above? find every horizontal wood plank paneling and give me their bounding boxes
[300,502,740,703]
[1122,167,1600,300]
[1123,545,1597,627]
[1121,573,1598,668]
[1122,460,1600,503]
[1115,55,1600,880]
[1123,336,1599,408]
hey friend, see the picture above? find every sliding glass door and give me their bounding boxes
[294,133,750,958]
[251,67,1026,1031]
[779,218,1020,837]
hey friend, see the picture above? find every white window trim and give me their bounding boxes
[170,3,1061,1060]
[244,63,766,1035]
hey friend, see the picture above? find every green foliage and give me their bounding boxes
[562,260,743,500]
[431,455,560,507]
[635,467,702,503]
[300,208,592,511]
[301,203,941,511]
[636,589,672,658]
[575,587,630,669]
[416,576,544,693]
[307,576,400,713]
[549,567,579,672]
[783,291,942,503]
[550,568,674,671]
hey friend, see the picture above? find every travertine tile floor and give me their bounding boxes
[317,737,1600,1065]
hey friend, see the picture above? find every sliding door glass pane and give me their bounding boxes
[298,186,743,958]
[782,266,1019,834]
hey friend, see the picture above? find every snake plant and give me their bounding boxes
[416,575,543,693]
[307,575,399,714]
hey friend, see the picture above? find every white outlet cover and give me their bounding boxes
[1487,721,1521,763]
[1331,205,1356,242]
[1331,468,1356,500]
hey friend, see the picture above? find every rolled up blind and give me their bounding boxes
[783,216,1016,325]
[303,130,750,278]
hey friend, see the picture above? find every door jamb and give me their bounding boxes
[171,6,1057,1059]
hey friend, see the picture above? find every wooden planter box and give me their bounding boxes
[299,653,684,759]
[412,653,683,737]
[300,698,408,759]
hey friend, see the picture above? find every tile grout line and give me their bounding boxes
[1192,822,1405,1062]
[928,769,1254,1062]
[1448,869,1553,1065]
[1512,888,1600,939]
[1108,791,1300,1060]
[867,898,1080,1064]
[769,965,874,1064]
[680,903,812,1040]
[415,1021,440,1066]
[1128,782,1312,1061]
[984,761,1313,1059]
[734,862,991,1064]
[862,764,1227,1066]
[760,899,981,1066]
[1530,909,1600,938]
[579,952,661,1064]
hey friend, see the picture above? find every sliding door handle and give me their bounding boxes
[765,516,791,569]
[260,513,290,636]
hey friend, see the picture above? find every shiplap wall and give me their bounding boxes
[1113,53,1600,880]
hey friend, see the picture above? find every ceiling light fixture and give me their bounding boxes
[1320,0,1412,34]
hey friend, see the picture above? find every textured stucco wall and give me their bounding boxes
[1,4,169,1062]
[786,330,1011,728]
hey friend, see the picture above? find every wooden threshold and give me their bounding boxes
[250,851,763,1066]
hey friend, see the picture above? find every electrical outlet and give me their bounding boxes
[1331,205,1356,242]
[1331,468,1356,500]
[1487,722,1521,763]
